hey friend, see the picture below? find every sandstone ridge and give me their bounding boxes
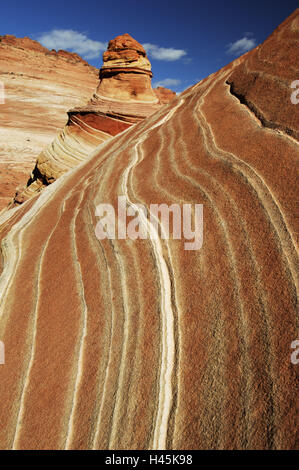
[0,9,297,450]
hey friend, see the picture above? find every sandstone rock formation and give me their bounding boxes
[0,35,99,210]
[14,33,175,204]
[154,86,177,104]
[0,10,297,450]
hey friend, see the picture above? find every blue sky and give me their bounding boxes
[1,0,298,92]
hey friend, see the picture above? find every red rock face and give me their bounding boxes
[96,33,157,102]
[0,35,99,210]
[0,13,297,450]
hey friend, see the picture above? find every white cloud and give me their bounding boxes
[226,36,256,56]
[37,29,107,60]
[143,43,187,61]
[153,78,181,88]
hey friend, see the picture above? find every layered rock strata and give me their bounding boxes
[16,34,174,204]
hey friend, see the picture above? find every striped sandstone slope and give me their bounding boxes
[0,35,99,210]
[16,34,173,204]
[0,10,298,450]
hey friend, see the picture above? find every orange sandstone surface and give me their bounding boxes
[13,33,176,205]
[0,11,298,450]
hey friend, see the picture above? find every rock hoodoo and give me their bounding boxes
[154,86,177,104]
